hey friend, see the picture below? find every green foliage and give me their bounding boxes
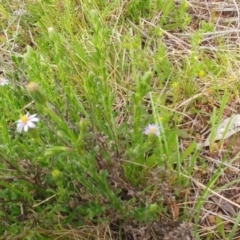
[0,0,240,239]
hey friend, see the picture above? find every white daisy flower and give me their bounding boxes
[143,124,161,136]
[16,113,39,133]
[0,77,9,86]
[13,9,27,16]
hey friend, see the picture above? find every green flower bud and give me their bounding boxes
[44,146,74,157]
[148,203,158,213]
[26,82,47,105]
[52,169,61,179]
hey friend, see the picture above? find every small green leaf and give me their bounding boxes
[216,215,226,239]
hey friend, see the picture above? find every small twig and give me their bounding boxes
[175,29,240,37]
[143,97,193,120]
[183,173,240,212]
[174,92,207,110]
[33,194,56,207]
[127,19,150,40]
[232,0,240,29]
[159,71,172,98]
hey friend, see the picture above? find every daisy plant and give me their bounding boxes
[0,77,9,86]
[16,113,39,133]
[16,113,43,145]
[143,124,161,137]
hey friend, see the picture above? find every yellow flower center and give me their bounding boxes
[20,115,28,124]
[149,127,156,134]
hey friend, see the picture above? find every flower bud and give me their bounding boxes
[44,146,74,157]
[47,27,59,42]
[26,82,47,105]
[198,70,205,78]
[148,203,158,213]
[52,169,61,179]
[48,27,54,33]
[79,118,88,133]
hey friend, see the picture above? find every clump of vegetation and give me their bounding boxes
[1,0,240,239]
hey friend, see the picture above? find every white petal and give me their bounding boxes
[17,124,23,132]
[27,122,36,128]
[24,125,29,132]
[30,117,39,122]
